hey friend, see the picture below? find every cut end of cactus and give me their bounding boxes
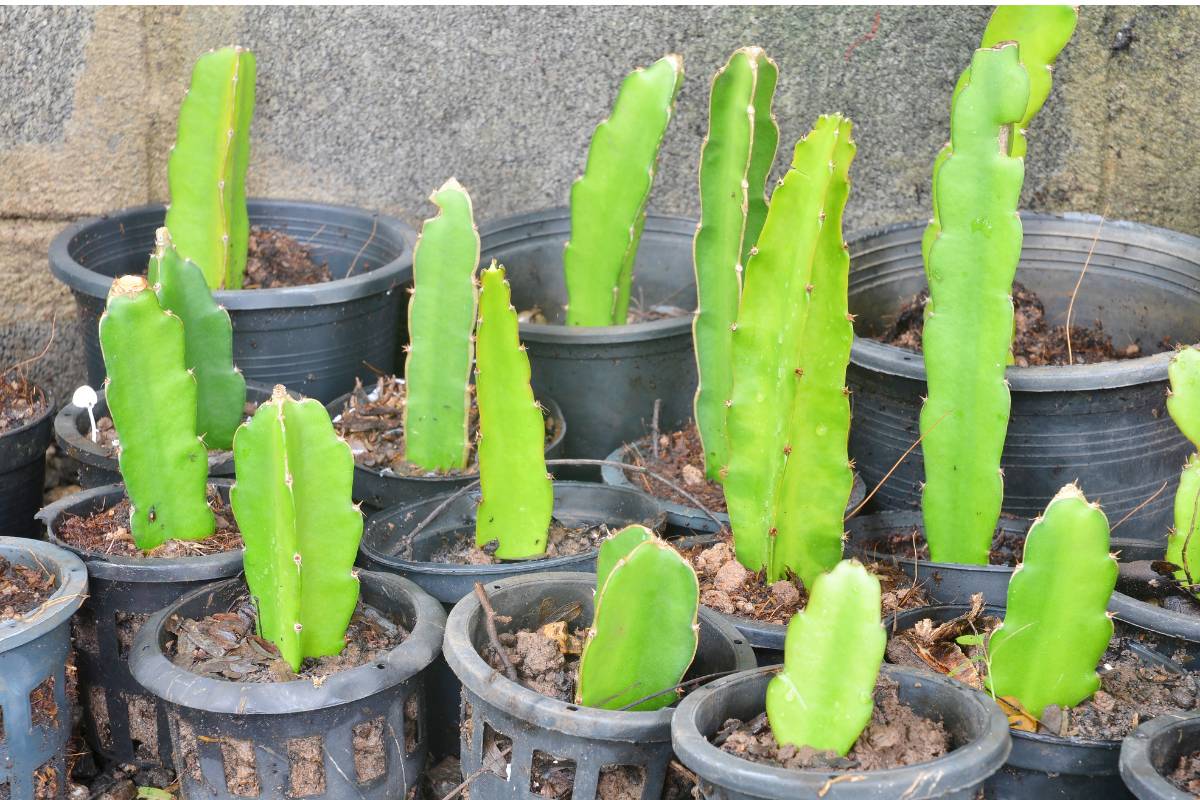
[109,275,149,298]
[271,384,289,402]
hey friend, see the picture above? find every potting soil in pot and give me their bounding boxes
[617,423,727,512]
[0,552,56,621]
[415,520,615,565]
[241,227,333,289]
[861,524,1025,567]
[333,375,561,476]
[1168,749,1200,794]
[90,398,260,458]
[713,675,950,771]
[0,373,46,433]
[878,281,1168,367]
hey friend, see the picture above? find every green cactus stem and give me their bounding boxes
[231,385,363,672]
[766,560,885,754]
[595,523,653,588]
[403,178,480,472]
[98,276,214,550]
[692,47,779,482]
[1165,347,1200,594]
[577,529,699,711]
[723,115,855,578]
[563,54,684,327]
[919,44,1030,565]
[474,263,553,559]
[165,46,255,290]
[148,227,246,451]
[987,484,1117,718]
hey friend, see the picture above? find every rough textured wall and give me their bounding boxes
[0,5,1194,399]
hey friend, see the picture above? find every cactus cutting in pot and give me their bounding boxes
[1163,346,1200,599]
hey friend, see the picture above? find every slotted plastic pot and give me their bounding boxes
[49,199,417,403]
[0,384,53,538]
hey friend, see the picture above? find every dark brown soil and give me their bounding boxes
[878,282,1159,366]
[715,675,949,772]
[92,399,259,456]
[0,553,57,621]
[0,373,46,434]
[167,592,407,683]
[242,227,332,289]
[620,423,727,512]
[859,524,1026,567]
[485,622,586,702]
[676,536,930,624]
[55,488,242,558]
[334,376,561,477]
[1169,749,1200,795]
[419,521,617,565]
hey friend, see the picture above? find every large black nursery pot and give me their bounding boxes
[37,482,243,769]
[55,381,278,490]
[846,212,1200,542]
[0,384,53,538]
[0,537,87,799]
[890,604,1200,799]
[49,199,417,403]
[327,391,567,510]
[670,664,1011,799]
[443,571,756,800]
[129,572,445,800]
[478,208,697,474]
[1120,712,1200,800]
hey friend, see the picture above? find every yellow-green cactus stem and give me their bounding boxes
[595,523,653,588]
[1165,346,1200,594]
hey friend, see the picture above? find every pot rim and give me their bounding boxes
[48,198,416,309]
[1119,710,1200,799]
[0,383,55,444]
[0,536,88,653]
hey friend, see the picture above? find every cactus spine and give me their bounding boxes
[474,264,554,559]
[693,47,779,481]
[231,386,363,672]
[165,46,255,290]
[1165,347,1200,595]
[403,179,480,472]
[987,484,1117,717]
[723,115,855,583]
[148,227,246,451]
[577,527,700,711]
[563,55,684,327]
[766,560,885,755]
[98,276,214,550]
[919,44,1030,564]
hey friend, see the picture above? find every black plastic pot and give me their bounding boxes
[1120,712,1200,799]
[443,571,756,800]
[129,572,445,800]
[49,199,417,403]
[55,381,279,490]
[671,664,1011,799]
[326,391,567,510]
[846,212,1200,542]
[37,482,243,769]
[0,385,53,539]
[890,604,1196,798]
[478,209,697,474]
[0,537,87,798]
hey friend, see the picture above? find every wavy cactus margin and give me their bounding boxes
[148,227,246,451]
[403,178,481,472]
[987,484,1117,718]
[919,44,1030,565]
[1166,346,1200,595]
[578,526,700,711]
[165,46,256,290]
[231,385,363,672]
[98,276,214,550]
[563,54,684,327]
[766,560,885,755]
[723,114,855,585]
[692,47,779,481]
[474,263,554,560]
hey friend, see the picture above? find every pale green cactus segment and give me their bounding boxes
[232,386,363,672]
[766,560,885,754]
[596,524,654,589]
[693,47,779,481]
[149,227,246,451]
[165,46,255,290]
[1168,347,1200,447]
[724,115,854,574]
[474,264,554,559]
[578,537,699,711]
[403,178,480,472]
[919,45,1030,565]
[771,119,856,588]
[1165,347,1200,595]
[98,277,214,551]
[987,484,1116,718]
[563,55,684,327]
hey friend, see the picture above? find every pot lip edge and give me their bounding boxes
[1119,710,1200,796]
[0,536,88,652]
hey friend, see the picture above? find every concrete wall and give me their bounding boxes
[2,5,1195,398]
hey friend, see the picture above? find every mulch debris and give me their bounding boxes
[0,553,57,622]
[243,227,333,289]
[55,489,242,559]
